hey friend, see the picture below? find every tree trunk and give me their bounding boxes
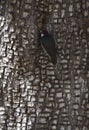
[0,0,89,130]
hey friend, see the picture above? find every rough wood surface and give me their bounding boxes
[0,0,89,130]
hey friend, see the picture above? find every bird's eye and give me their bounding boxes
[41,33,44,37]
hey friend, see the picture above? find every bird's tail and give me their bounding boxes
[51,57,57,65]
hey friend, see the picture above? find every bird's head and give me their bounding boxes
[39,27,50,37]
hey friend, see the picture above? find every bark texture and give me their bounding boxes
[0,0,89,130]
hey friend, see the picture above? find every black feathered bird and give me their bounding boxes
[37,26,57,64]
